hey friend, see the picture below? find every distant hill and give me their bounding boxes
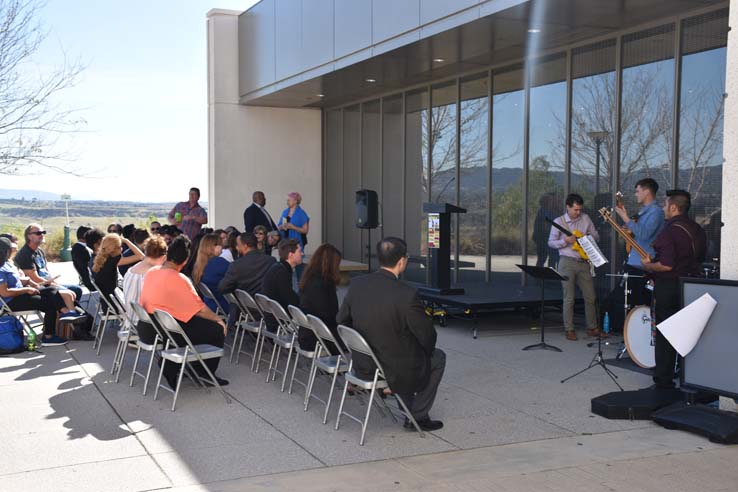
[0,189,60,201]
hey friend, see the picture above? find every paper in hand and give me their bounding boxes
[657,293,717,357]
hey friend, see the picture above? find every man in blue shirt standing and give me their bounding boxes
[605,178,664,332]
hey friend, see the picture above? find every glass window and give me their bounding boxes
[404,89,429,283]
[342,105,361,262]
[619,24,675,267]
[679,9,728,266]
[620,24,675,199]
[527,53,567,268]
[361,99,381,263]
[382,94,404,239]
[325,110,343,249]
[491,65,525,276]
[459,73,489,282]
[571,40,617,296]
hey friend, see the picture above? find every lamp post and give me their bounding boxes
[587,131,609,195]
[59,194,72,262]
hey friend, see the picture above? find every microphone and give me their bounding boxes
[619,271,628,287]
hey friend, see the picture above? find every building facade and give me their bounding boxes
[208,0,737,284]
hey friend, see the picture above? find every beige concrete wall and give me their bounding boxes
[207,9,322,252]
[721,1,738,280]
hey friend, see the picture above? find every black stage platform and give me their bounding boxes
[411,272,569,339]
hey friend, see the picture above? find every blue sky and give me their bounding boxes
[3,0,258,203]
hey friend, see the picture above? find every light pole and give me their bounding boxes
[587,131,609,195]
[59,194,72,262]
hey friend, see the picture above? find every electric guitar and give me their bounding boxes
[545,217,589,261]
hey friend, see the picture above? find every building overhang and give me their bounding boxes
[241,0,726,109]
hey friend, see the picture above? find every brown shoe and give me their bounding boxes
[586,328,609,338]
[565,330,578,341]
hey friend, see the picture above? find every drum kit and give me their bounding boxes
[607,271,655,369]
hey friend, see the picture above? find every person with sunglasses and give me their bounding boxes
[14,223,84,309]
[149,221,162,235]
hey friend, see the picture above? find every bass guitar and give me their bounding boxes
[598,207,649,260]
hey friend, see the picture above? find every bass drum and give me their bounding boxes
[624,305,655,368]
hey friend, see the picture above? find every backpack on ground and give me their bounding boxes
[0,316,25,354]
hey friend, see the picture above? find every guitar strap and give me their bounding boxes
[672,223,696,258]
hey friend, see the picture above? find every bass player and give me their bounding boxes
[547,193,601,341]
[605,178,664,332]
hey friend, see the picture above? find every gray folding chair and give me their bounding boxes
[127,302,164,395]
[231,290,266,370]
[89,278,126,355]
[152,309,230,411]
[0,295,43,338]
[305,314,349,423]
[108,290,140,383]
[255,294,297,391]
[286,305,317,396]
[198,282,228,320]
[335,325,425,445]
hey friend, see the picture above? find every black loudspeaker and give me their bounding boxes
[356,189,378,229]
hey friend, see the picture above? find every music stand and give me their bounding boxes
[516,265,565,352]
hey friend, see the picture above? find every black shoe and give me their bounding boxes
[203,376,229,387]
[404,417,444,432]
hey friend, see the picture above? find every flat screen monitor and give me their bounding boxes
[681,278,738,399]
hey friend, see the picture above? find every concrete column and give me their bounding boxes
[206,9,322,251]
[721,1,738,280]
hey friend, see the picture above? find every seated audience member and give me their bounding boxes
[220,230,239,263]
[266,231,281,260]
[337,237,446,431]
[122,235,167,324]
[121,224,135,253]
[253,225,268,254]
[0,237,82,346]
[71,226,93,290]
[138,235,228,388]
[119,228,149,277]
[159,225,180,246]
[261,239,302,332]
[150,221,162,235]
[107,223,123,235]
[15,223,83,302]
[218,232,275,297]
[214,229,227,247]
[83,228,105,290]
[192,233,229,313]
[298,243,342,352]
[0,233,19,259]
[91,234,144,308]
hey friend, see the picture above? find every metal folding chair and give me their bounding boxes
[126,302,164,395]
[255,294,297,391]
[198,282,228,320]
[152,309,230,411]
[229,290,266,370]
[305,314,349,422]
[286,305,316,396]
[108,290,139,383]
[0,295,43,338]
[335,325,425,445]
[89,278,125,355]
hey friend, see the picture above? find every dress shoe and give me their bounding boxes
[404,417,444,432]
[586,328,608,338]
[565,330,578,341]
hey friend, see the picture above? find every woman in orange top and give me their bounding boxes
[139,235,227,388]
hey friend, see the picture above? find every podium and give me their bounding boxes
[419,203,466,296]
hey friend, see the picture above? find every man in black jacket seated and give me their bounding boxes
[261,238,301,332]
[337,237,446,432]
[71,226,93,290]
[243,191,277,233]
[218,232,276,296]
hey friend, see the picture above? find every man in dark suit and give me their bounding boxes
[218,232,276,297]
[337,237,446,432]
[243,191,277,233]
[261,238,301,332]
[71,226,93,290]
